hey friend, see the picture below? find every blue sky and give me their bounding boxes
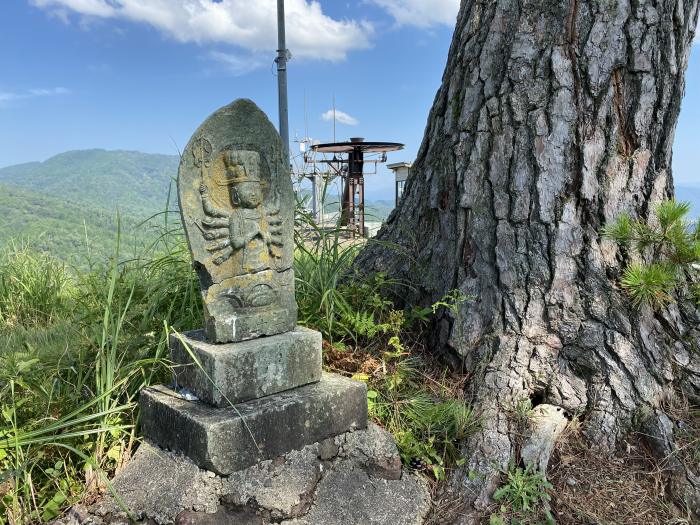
[0,0,698,201]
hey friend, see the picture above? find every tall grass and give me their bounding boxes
[294,203,404,345]
[295,203,477,480]
[0,215,200,524]
[294,213,363,341]
[1,203,473,523]
[0,242,73,328]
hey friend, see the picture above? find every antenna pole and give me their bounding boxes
[332,95,336,142]
[276,0,289,162]
[304,90,308,140]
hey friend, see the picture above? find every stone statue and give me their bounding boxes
[142,99,367,476]
[178,100,297,343]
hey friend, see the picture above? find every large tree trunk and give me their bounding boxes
[357,0,700,520]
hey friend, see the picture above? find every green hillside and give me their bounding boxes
[0,149,179,216]
[0,182,159,261]
[2,148,694,263]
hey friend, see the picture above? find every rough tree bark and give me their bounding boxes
[357,0,700,521]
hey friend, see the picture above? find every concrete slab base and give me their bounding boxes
[75,423,430,525]
[141,373,367,475]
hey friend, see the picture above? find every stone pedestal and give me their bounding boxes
[141,374,367,475]
[82,424,430,525]
[170,327,322,406]
[142,326,367,475]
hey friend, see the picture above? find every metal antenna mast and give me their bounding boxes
[332,95,336,142]
[276,0,289,161]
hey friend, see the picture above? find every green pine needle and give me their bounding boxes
[602,213,633,245]
[620,263,676,309]
[655,200,691,230]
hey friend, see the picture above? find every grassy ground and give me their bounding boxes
[0,218,201,523]
[1,206,698,524]
[0,210,475,524]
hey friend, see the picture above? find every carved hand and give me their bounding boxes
[246,225,263,244]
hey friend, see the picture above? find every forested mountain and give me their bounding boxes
[0,149,179,216]
[0,149,697,260]
[0,182,162,260]
[0,150,180,259]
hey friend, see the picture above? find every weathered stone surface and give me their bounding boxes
[520,404,569,474]
[178,99,297,343]
[91,443,222,523]
[317,438,339,461]
[281,461,430,525]
[221,447,322,519]
[71,424,429,525]
[176,506,263,525]
[340,422,403,480]
[141,373,367,475]
[171,327,322,406]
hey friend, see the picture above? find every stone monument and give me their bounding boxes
[140,99,367,475]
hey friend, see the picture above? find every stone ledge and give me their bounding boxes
[171,327,322,406]
[141,373,367,475]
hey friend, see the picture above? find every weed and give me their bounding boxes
[356,290,476,480]
[512,398,533,424]
[490,462,554,525]
[0,217,183,523]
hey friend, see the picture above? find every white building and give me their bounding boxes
[387,162,412,205]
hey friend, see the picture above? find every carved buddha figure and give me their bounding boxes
[199,150,283,275]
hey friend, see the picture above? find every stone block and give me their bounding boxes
[140,373,367,475]
[285,460,430,525]
[171,327,322,406]
[202,268,298,344]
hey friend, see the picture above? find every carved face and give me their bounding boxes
[231,181,263,208]
[223,150,263,209]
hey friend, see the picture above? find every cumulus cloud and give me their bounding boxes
[0,87,70,106]
[31,0,374,61]
[321,109,358,126]
[370,0,459,28]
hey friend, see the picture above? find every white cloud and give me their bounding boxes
[28,87,71,96]
[370,0,459,28]
[321,109,358,126]
[207,51,267,76]
[31,0,374,61]
[0,87,70,106]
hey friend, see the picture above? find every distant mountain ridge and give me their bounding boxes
[0,149,697,260]
[0,181,150,260]
[0,149,179,216]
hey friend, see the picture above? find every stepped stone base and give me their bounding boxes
[171,327,322,406]
[141,373,367,475]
